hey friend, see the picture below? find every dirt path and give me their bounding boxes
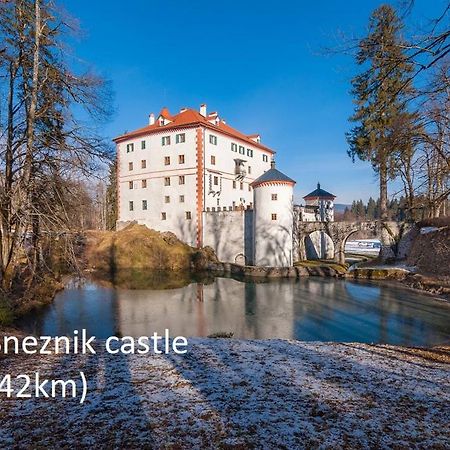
[0,340,449,449]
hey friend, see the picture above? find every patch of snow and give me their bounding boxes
[420,227,440,234]
[0,340,449,448]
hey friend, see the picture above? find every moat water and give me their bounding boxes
[19,273,450,345]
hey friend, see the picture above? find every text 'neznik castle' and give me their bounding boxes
[114,105,335,267]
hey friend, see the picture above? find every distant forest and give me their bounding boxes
[335,196,450,222]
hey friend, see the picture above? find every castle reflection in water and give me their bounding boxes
[20,276,450,346]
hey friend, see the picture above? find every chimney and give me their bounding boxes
[271,159,276,169]
[200,103,207,116]
[180,107,187,113]
[149,113,155,125]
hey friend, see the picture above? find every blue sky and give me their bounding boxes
[62,0,442,204]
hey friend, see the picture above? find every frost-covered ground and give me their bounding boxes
[0,339,449,449]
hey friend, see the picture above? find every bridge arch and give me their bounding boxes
[294,221,410,265]
[304,230,334,260]
[341,229,381,261]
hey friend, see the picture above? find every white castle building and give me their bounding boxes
[114,104,334,267]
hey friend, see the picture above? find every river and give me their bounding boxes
[18,274,450,346]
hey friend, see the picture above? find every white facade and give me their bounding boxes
[203,129,270,212]
[117,127,198,245]
[253,182,294,267]
[115,105,272,247]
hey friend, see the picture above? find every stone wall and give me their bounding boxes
[203,210,253,265]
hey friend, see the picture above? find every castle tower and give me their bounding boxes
[251,161,296,267]
[303,182,336,222]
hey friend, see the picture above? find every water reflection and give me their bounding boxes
[20,276,450,346]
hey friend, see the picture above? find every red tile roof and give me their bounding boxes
[113,107,275,153]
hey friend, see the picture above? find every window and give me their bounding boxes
[142,200,147,210]
[247,148,253,157]
[179,154,185,164]
[128,162,133,171]
[126,143,134,153]
[142,179,147,188]
[141,140,146,150]
[179,175,185,185]
[129,181,134,190]
[161,212,167,220]
[233,180,236,189]
[165,196,170,203]
[213,176,219,186]
[248,166,252,174]
[179,195,185,203]
[129,201,134,211]
[231,143,237,152]
[271,213,277,220]
[162,136,171,146]
[186,211,192,220]
[164,156,170,165]
[263,154,268,162]
[248,185,252,192]
[272,194,278,200]
[239,146,245,154]
[164,177,170,186]
[141,159,146,169]
[240,182,244,190]
[211,155,216,165]
[209,135,217,145]
[176,133,185,144]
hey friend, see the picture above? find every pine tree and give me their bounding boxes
[105,158,118,230]
[366,197,376,219]
[346,5,416,221]
[356,200,366,219]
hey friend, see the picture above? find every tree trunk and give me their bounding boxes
[379,159,388,221]
[22,0,41,190]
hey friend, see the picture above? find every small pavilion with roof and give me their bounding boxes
[299,182,336,222]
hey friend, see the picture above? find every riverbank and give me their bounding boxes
[0,338,448,448]
[0,275,64,327]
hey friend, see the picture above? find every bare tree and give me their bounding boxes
[0,0,112,292]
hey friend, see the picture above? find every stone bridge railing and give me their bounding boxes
[293,220,414,264]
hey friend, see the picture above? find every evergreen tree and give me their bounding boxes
[366,197,377,219]
[346,5,416,221]
[356,200,366,219]
[105,158,118,230]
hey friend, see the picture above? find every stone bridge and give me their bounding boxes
[294,221,414,264]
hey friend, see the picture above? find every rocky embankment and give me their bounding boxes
[349,218,450,298]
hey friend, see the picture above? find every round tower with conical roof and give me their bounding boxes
[251,161,296,267]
